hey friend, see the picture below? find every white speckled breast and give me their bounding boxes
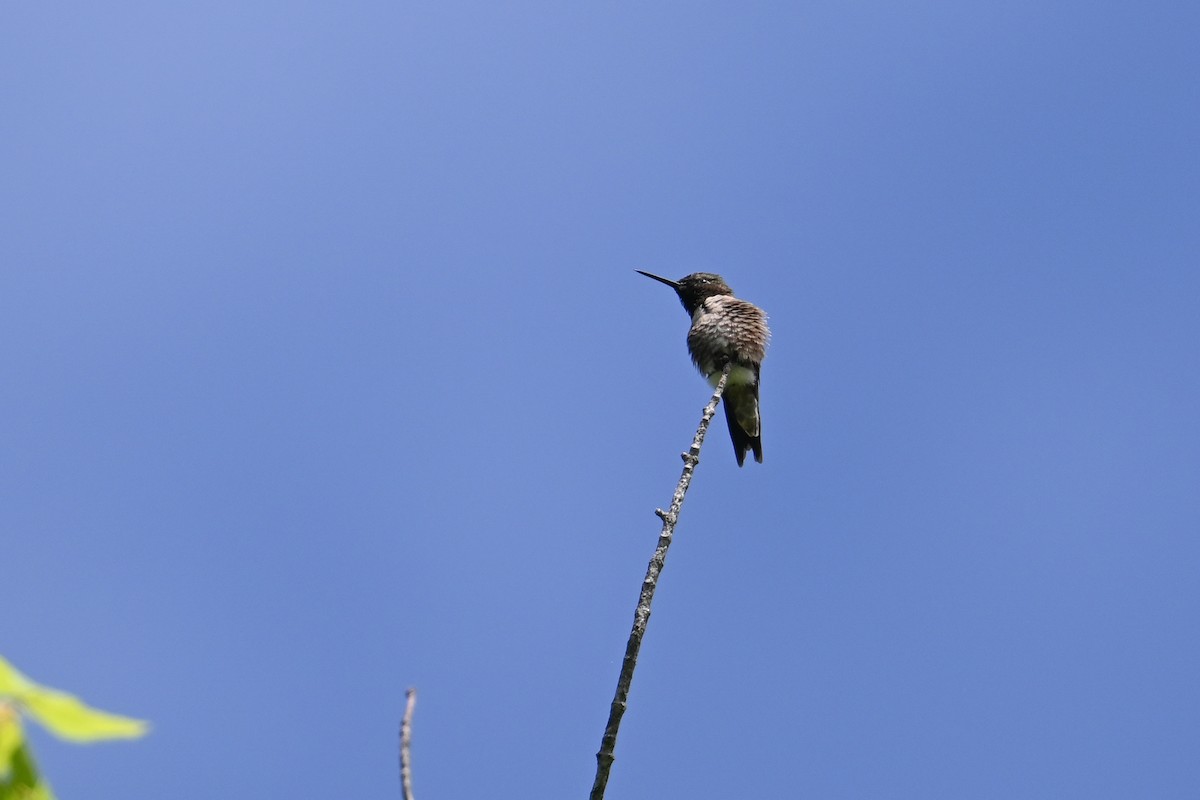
[686,294,770,382]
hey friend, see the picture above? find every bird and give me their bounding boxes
[636,270,770,466]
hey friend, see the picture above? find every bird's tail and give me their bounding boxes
[722,383,763,467]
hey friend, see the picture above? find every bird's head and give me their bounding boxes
[636,270,733,316]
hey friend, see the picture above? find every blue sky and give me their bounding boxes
[3,2,1199,798]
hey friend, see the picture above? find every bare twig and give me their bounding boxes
[401,687,417,800]
[590,364,731,800]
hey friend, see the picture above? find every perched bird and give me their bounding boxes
[636,270,770,466]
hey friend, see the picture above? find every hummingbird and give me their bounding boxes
[636,270,770,466]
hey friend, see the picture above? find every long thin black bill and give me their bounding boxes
[635,270,680,289]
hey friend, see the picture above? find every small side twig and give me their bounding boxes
[401,687,417,800]
[590,364,731,800]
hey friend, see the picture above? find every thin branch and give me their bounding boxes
[401,687,417,800]
[590,364,731,800]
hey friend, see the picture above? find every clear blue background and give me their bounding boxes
[4,3,1198,798]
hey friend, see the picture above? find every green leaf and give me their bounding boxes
[0,705,23,775]
[0,737,56,800]
[0,658,148,743]
[0,660,33,697]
